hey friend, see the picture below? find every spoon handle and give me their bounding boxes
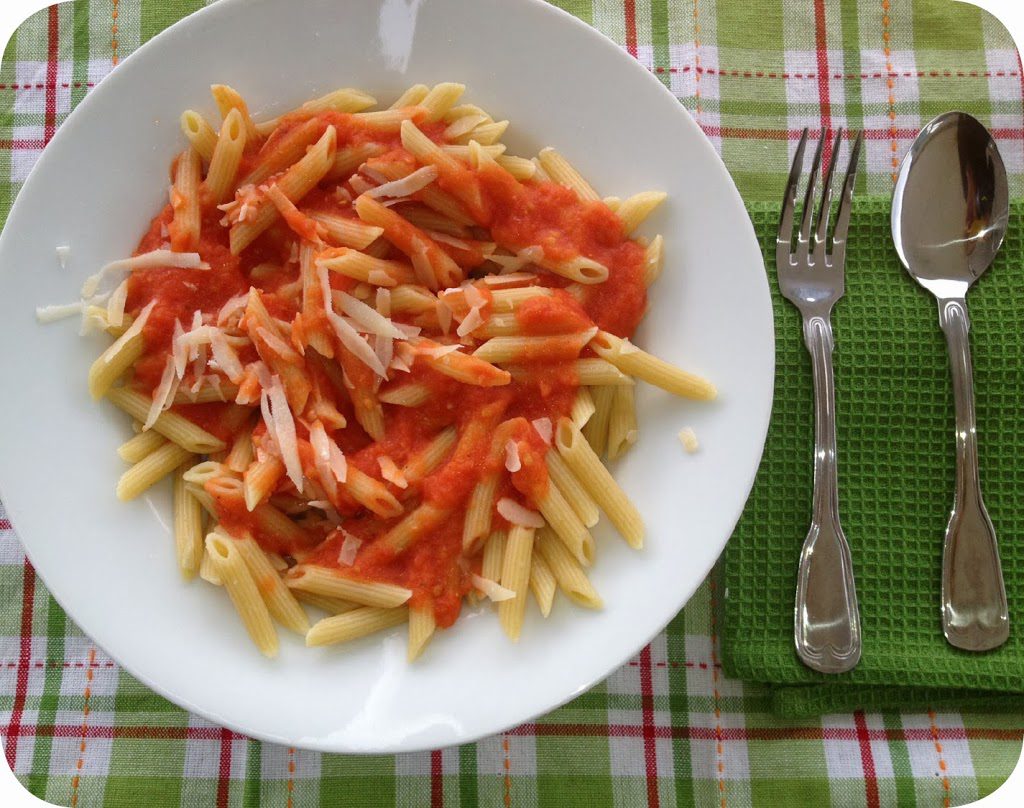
[937,298,1009,651]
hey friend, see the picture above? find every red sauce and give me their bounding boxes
[123,108,649,628]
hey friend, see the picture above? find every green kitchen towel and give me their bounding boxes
[721,196,1024,715]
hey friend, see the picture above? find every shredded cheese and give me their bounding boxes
[145,356,181,430]
[35,302,83,323]
[266,375,304,493]
[497,497,544,528]
[81,250,209,299]
[103,300,156,364]
[377,456,408,489]
[531,418,553,445]
[55,245,70,269]
[471,574,516,602]
[338,532,362,566]
[678,427,699,454]
[318,266,388,377]
[504,440,522,473]
[366,165,438,199]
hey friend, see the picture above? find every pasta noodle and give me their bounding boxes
[65,82,716,661]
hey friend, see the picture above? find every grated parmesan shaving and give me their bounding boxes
[171,320,188,378]
[497,497,544,528]
[678,427,699,454]
[366,165,438,199]
[471,574,516,602]
[318,266,388,377]
[426,230,471,250]
[504,440,522,472]
[145,356,181,430]
[255,326,301,362]
[35,302,83,323]
[532,418,553,445]
[480,272,538,288]
[377,456,408,489]
[55,245,70,269]
[105,280,129,329]
[489,246,543,274]
[210,330,245,382]
[217,293,249,326]
[338,532,362,566]
[81,250,209,299]
[103,300,156,364]
[423,342,461,359]
[456,305,484,338]
[334,291,405,339]
[266,376,304,493]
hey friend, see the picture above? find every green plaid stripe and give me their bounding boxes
[1,2,1022,806]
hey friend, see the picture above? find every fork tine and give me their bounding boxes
[829,130,863,267]
[795,132,826,259]
[812,127,844,261]
[776,128,809,251]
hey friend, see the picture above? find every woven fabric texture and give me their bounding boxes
[722,198,1024,710]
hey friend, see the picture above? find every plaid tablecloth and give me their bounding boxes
[2,1,1022,806]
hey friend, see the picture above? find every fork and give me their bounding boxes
[776,128,864,674]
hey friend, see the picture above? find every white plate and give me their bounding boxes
[0,0,772,752]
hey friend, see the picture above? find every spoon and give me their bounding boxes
[891,111,1010,652]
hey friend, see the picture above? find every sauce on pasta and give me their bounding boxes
[123,108,647,628]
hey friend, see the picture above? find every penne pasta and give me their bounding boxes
[535,528,602,609]
[244,456,285,511]
[67,82,716,663]
[545,449,600,528]
[205,532,278,657]
[235,536,310,635]
[203,108,247,204]
[581,385,614,457]
[403,426,458,484]
[481,530,507,584]
[306,607,408,647]
[292,589,360,615]
[180,110,218,163]
[286,565,412,608]
[529,550,557,618]
[606,384,639,461]
[308,213,383,250]
[106,388,226,453]
[169,147,202,251]
[643,234,665,287]
[379,383,432,408]
[116,442,193,501]
[498,525,534,641]
[407,604,436,662]
[318,247,417,287]
[590,331,717,400]
[570,387,596,430]
[616,191,667,234]
[210,84,260,143]
[230,126,338,254]
[555,418,644,549]
[173,462,205,578]
[117,429,166,464]
[473,332,595,365]
[535,480,595,566]
[537,147,599,201]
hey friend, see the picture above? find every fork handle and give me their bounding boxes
[804,316,840,526]
[794,316,862,673]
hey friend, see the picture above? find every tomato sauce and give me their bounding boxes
[123,108,648,628]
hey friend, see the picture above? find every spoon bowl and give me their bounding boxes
[892,111,1009,296]
[891,111,1010,652]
